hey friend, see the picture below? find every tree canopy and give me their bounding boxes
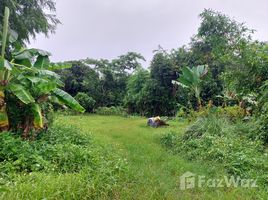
[0,0,60,43]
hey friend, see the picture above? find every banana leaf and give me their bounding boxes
[34,55,50,69]
[8,84,35,104]
[53,89,85,113]
[31,103,43,129]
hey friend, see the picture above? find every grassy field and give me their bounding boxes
[54,115,263,199]
[1,115,265,199]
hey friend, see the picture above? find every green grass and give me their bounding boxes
[1,115,265,199]
[56,115,264,199]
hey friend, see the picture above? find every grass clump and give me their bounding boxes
[161,113,268,189]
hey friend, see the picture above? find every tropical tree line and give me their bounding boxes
[1,0,267,144]
[59,9,268,119]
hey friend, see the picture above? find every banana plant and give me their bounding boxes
[0,7,84,136]
[172,65,208,110]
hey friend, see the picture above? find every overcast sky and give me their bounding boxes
[29,0,268,66]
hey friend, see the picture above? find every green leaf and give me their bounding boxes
[9,29,18,43]
[49,96,63,105]
[0,57,13,70]
[196,65,208,78]
[13,48,51,60]
[38,69,60,79]
[181,66,194,83]
[178,75,192,87]
[172,80,189,88]
[36,81,58,94]
[8,84,35,104]
[13,50,32,60]
[12,41,23,51]
[4,59,12,70]
[0,57,4,69]
[28,48,51,57]
[53,89,85,113]
[15,58,32,67]
[34,55,50,69]
[31,103,43,129]
[37,69,64,86]
[25,76,48,84]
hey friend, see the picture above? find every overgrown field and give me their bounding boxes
[0,114,267,199]
[0,119,126,199]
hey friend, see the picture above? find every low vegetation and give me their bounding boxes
[0,124,126,199]
[161,111,268,192]
[95,106,128,116]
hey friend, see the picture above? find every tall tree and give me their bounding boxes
[124,69,149,114]
[84,52,145,107]
[139,51,177,116]
[0,0,60,43]
[171,9,253,107]
[191,9,252,77]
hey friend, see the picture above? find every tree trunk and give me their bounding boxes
[22,116,31,139]
[0,91,9,131]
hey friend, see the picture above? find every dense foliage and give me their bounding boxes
[0,7,83,138]
[0,0,60,43]
[59,10,268,119]
[161,111,268,187]
[124,69,149,114]
[75,92,95,113]
[0,124,126,198]
[57,53,145,108]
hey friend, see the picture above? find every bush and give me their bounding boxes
[75,92,96,112]
[185,106,245,122]
[255,82,268,144]
[217,105,245,121]
[95,106,128,116]
[0,124,127,199]
[0,133,49,173]
[257,108,268,144]
[183,113,229,140]
[159,131,179,149]
[161,113,268,186]
[0,125,126,179]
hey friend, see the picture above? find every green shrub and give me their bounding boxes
[95,106,128,116]
[217,105,245,121]
[0,133,49,173]
[159,131,179,149]
[161,113,268,186]
[75,92,96,113]
[183,114,228,140]
[0,125,126,181]
[186,106,245,122]
[257,107,268,144]
[255,81,268,144]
